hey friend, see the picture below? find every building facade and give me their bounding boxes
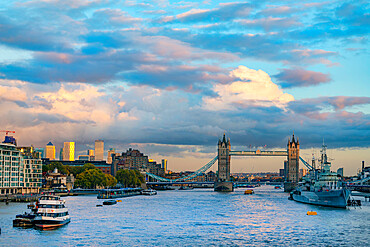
[63,142,75,161]
[45,142,55,160]
[95,140,104,161]
[0,142,42,195]
[112,148,164,177]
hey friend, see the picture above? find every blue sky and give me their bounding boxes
[0,0,369,174]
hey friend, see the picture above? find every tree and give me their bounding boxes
[116,169,144,188]
[42,162,67,174]
[105,174,117,187]
[75,169,107,189]
[82,163,96,171]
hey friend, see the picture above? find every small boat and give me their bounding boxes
[13,212,36,227]
[178,186,194,190]
[307,211,317,216]
[141,189,157,195]
[244,189,254,194]
[153,185,175,191]
[103,200,117,205]
[33,195,70,229]
[275,186,281,189]
[96,205,103,207]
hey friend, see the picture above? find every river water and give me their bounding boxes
[0,186,369,246]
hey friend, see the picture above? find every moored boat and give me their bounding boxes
[178,186,194,190]
[290,144,350,208]
[97,188,143,199]
[103,200,117,205]
[13,212,36,227]
[141,189,157,195]
[33,195,70,229]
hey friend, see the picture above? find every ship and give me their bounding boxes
[33,195,70,229]
[290,143,350,208]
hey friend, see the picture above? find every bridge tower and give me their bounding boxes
[284,133,300,192]
[214,133,233,192]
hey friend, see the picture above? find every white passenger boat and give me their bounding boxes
[33,195,70,229]
[141,189,157,195]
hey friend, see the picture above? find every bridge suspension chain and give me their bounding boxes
[146,156,218,182]
[299,156,313,170]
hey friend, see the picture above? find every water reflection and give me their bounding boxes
[0,186,369,246]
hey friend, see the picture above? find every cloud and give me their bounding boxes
[157,2,252,23]
[86,8,143,29]
[236,17,301,31]
[203,66,294,111]
[0,85,27,102]
[275,68,331,88]
[289,96,370,113]
[258,6,297,16]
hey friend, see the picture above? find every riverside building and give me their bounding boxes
[0,138,42,195]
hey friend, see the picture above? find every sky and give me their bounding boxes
[0,0,369,175]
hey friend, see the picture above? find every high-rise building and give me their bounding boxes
[87,149,95,161]
[63,142,75,161]
[107,148,115,164]
[34,148,44,159]
[161,159,167,172]
[45,142,55,160]
[59,148,63,160]
[95,140,104,161]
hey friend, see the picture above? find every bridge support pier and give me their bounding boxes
[214,181,234,192]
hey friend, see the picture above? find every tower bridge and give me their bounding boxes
[146,133,301,192]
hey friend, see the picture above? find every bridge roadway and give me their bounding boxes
[230,150,288,156]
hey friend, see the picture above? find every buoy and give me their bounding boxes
[307,211,317,215]
[116,200,122,202]
[244,189,254,194]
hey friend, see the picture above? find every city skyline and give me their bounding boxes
[0,1,369,175]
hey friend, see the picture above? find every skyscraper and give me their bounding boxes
[107,148,115,164]
[45,142,55,160]
[161,159,167,172]
[63,142,75,161]
[95,140,104,161]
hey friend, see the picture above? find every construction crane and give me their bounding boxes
[0,130,15,136]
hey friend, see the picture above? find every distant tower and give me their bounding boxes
[215,133,233,192]
[95,140,104,161]
[45,142,56,160]
[284,133,299,192]
[63,142,75,161]
[218,133,231,182]
[107,148,116,164]
[161,159,167,172]
[59,148,64,160]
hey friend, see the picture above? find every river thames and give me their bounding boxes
[0,186,369,246]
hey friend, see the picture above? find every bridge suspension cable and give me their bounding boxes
[299,156,313,170]
[146,156,218,182]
